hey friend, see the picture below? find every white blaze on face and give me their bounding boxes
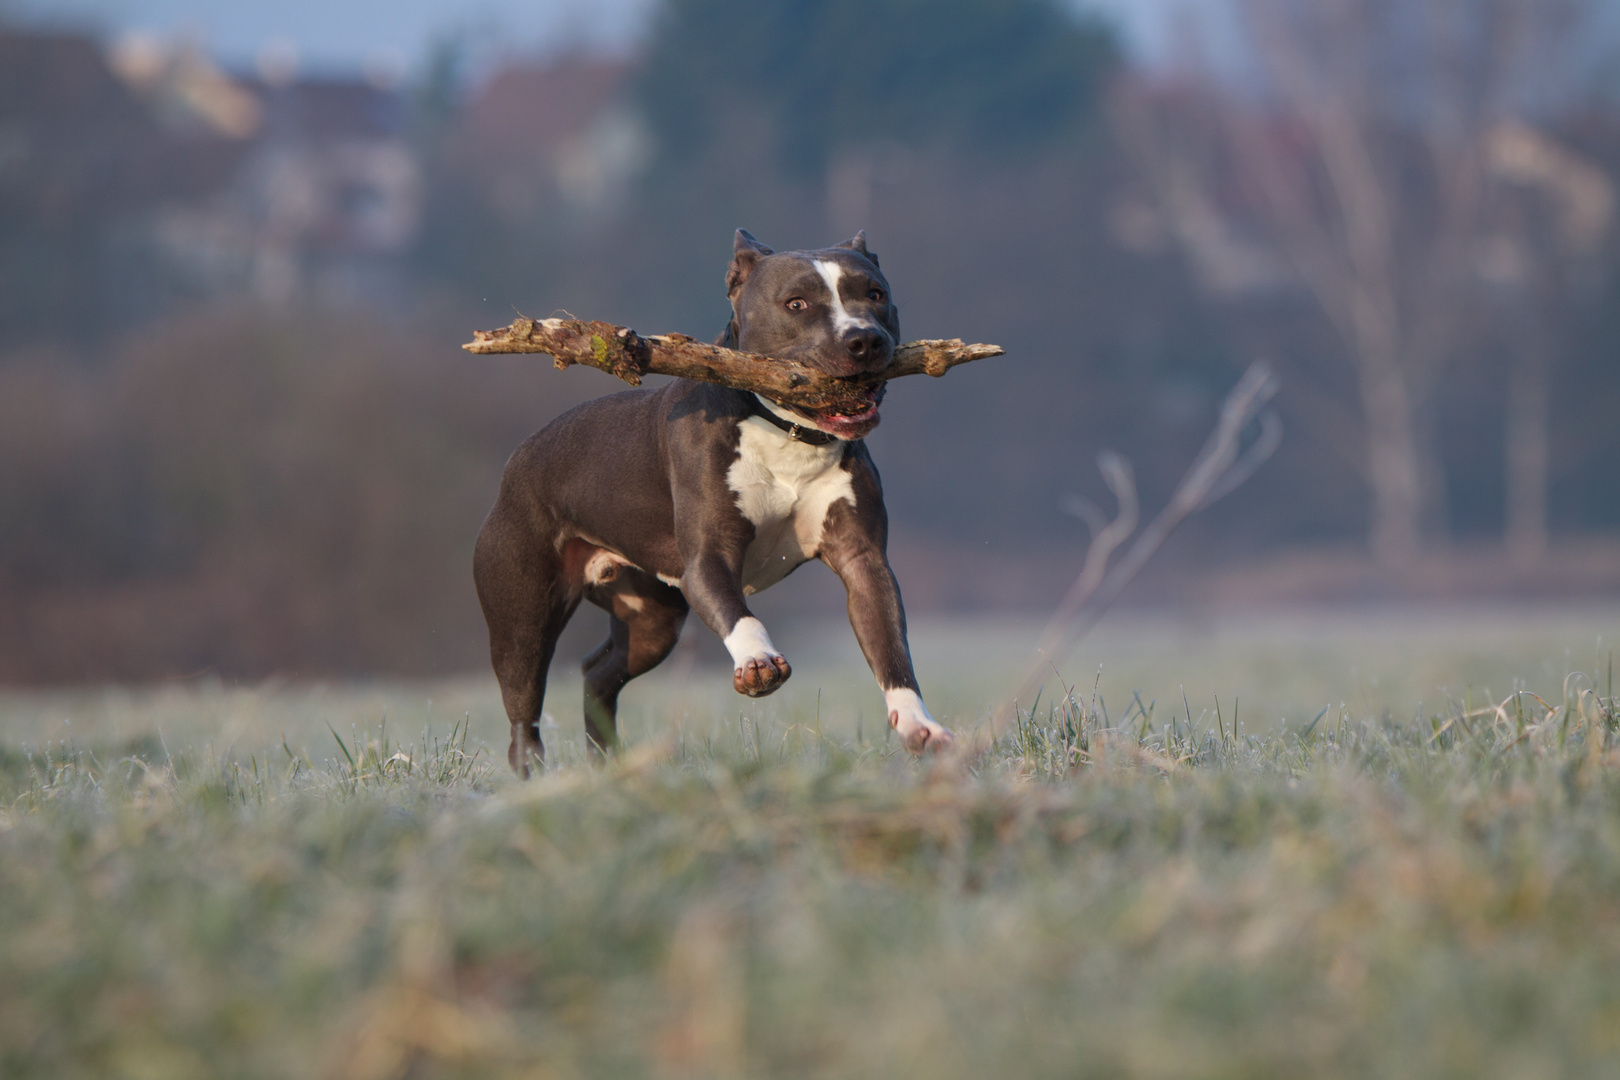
[723,616,781,669]
[813,259,880,335]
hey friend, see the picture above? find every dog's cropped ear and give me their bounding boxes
[835,230,877,267]
[727,229,774,295]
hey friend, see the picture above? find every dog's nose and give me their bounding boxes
[843,328,888,366]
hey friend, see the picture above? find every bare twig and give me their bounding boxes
[1054,452,1139,643]
[463,317,1004,415]
[963,362,1282,761]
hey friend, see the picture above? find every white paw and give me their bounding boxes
[885,688,954,754]
[725,617,791,697]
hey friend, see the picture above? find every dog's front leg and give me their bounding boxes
[819,538,954,754]
[679,541,792,698]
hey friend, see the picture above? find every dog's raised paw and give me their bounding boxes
[734,654,791,697]
[891,711,955,754]
[885,687,954,754]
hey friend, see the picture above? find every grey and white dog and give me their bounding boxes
[474,229,954,775]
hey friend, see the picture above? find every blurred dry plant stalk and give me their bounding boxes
[966,362,1282,759]
[1112,0,1616,572]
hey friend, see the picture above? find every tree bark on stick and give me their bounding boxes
[463,317,1004,415]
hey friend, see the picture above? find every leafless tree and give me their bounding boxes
[1115,0,1615,571]
[1481,122,1614,564]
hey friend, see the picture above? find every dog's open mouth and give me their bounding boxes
[793,383,885,438]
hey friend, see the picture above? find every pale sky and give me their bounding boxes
[8,0,1215,78]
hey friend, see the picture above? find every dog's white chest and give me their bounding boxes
[727,416,854,595]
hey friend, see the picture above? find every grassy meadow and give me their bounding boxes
[3,606,1620,1079]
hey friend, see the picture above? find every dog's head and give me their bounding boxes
[721,228,898,440]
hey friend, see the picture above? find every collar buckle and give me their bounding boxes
[749,395,840,446]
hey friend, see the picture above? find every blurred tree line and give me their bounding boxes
[1116,0,1620,573]
[2,0,1618,681]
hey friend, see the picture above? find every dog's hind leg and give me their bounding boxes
[474,519,586,778]
[581,573,689,756]
[581,616,631,756]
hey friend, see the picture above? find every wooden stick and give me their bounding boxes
[463,317,1004,414]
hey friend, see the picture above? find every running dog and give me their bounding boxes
[474,229,954,775]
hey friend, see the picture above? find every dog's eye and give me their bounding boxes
[867,288,885,303]
[786,298,809,312]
